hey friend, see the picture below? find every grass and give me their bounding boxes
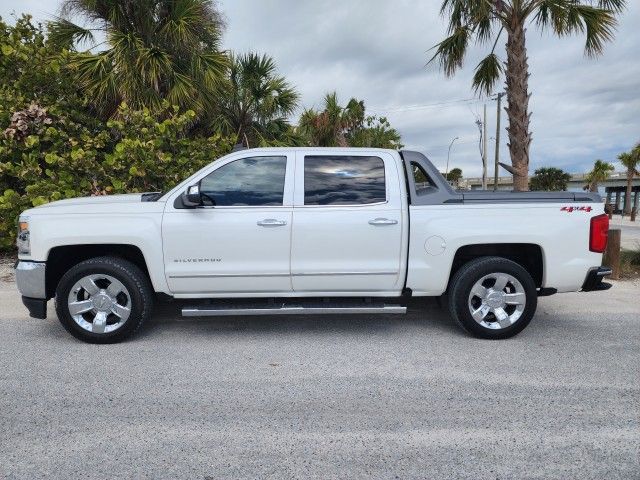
[620,245,640,279]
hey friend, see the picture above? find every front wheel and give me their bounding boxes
[55,256,154,343]
[448,257,537,339]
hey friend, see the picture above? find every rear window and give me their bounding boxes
[304,155,386,205]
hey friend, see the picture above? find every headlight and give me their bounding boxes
[17,217,30,255]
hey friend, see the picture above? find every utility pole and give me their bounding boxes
[482,103,488,190]
[494,92,504,191]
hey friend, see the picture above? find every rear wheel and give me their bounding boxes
[448,257,537,339]
[55,256,153,343]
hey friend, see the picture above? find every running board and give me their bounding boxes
[181,303,406,317]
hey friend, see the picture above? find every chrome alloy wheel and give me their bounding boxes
[66,274,131,334]
[467,272,526,330]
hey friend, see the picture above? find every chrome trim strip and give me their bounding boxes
[170,271,398,279]
[297,200,389,208]
[193,205,289,210]
[169,272,290,279]
[596,268,612,276]
[182,305,407,317]
[15,261,47,299]
[292,271,398,277]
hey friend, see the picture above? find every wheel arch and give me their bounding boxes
[45,244,152,298]
[448,243,544,290]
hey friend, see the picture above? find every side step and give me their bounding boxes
[182,300,406,317]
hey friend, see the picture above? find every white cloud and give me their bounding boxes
[2,0,639,177]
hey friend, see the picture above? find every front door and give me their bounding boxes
[290,152,405,293]
[163,154,294,295]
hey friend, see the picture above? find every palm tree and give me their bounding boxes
[299,92,355,147]
[618,144,640,217]
[446,167,464,187]
[429,0,626,191]
[48,0,228,118]
[211,52,300,147]
[585,159,614,192]
[529,167,572,191]
[348,115,402,149]
[299,92,401,148]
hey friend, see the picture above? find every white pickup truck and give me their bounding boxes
[15,148,612,343]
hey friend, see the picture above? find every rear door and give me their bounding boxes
[290,151,404,294]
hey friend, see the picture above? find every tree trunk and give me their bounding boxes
[504,21,531,192]
[625,172,632,216]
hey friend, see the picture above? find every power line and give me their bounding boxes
[418,139,478,150]
[368,97,482,114]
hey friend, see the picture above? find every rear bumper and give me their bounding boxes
[581,266,613,292]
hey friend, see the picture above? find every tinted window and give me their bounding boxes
[200,156,286,206]
[304,156,386,205]
[411,162,437,195]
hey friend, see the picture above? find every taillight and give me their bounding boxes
[589,214,609,253]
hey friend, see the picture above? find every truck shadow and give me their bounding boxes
[135,297,467,339]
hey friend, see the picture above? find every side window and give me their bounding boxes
[304,155,386,205]
[411,162,437,195]
[200,156,286,206]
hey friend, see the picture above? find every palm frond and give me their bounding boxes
[212,51,299,144]
[51,0,228,119]
[47,18,96,48]
[619,148,640,174]
[472,53,504,96]
[428,26,471,76]
[72,51,119,114]
[597,0,626,14]
[440,0,494,33]
[158,0,201,48]
[136,46,172,91]
[535,1,619,57]
[573,4,618,57]
[167,70,196,107]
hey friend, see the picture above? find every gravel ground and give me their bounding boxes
[0,273,639,479]
[0,257,14,282]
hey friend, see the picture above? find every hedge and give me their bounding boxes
[0,102,234,250]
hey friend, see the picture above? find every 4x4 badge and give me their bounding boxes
[560,206,592,213]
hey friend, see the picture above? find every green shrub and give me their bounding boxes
[0,102,234,250]
[0,16,236,250]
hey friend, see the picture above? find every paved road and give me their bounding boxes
[1,279,639,480]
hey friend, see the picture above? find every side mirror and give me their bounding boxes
[182,184,202,207]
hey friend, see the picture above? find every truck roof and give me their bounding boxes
[230,146,402,155]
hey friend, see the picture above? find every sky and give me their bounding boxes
[2,0,639,177]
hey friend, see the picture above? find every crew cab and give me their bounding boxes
[15,148,612,343]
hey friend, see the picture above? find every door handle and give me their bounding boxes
[368,218,398,226]
[257,218,287,227]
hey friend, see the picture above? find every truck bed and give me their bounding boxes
[400,150,602,205]
[459,191,600,203]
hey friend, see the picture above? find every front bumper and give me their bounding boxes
[22,296,47,319]
[581,266,613,292]
[15,261,48,319]
[15,261,46,298]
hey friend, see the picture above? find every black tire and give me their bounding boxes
[448,256,537,339]
[55,256,154,343]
